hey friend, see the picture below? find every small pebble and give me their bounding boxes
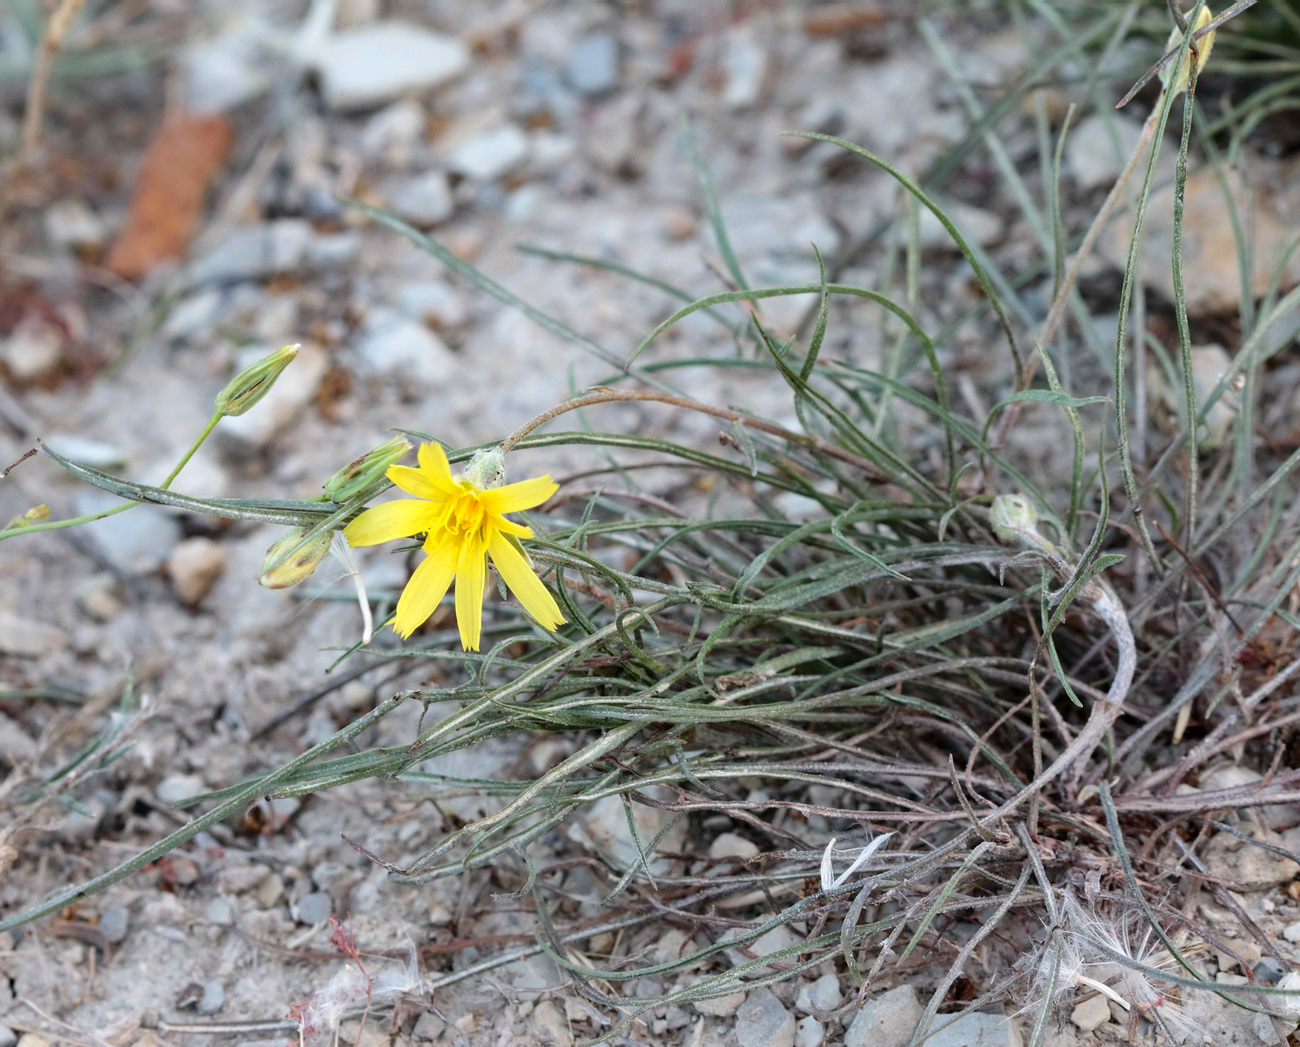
[99,905,129,944]
[0,1025,17,1047]
[157,773,207,805]
[566,33,620,96]
[254,873,286,908]
[708,832,758,860]
[795,1015,825,1047]
[735,987,795,1047]
[197,979,225,1016]
[845,985,922,1047]
[17,1035,53,1047]
[1,317,64,381]
[206,897,234,925]
[448,124,529,182]
[1071,991,1111,1031]
[294,891,332,925]
[166,537,226,608]
[693,991,746,1017]
[1281,921,1300,943]
[796,973,842,1014]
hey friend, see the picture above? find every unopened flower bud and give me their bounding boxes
[323,436,412,503]
[463,446,507,489]
[3,504,50,531]
[1159,5,1215,98]
[215,343,299,417]
[258,525,332,589]
[990,493,1038,543]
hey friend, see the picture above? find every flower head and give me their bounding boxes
[343,442,565,649]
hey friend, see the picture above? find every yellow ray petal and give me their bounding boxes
[419,441,454,480]
[344,500,436,547]
[479,475,558,515]
[488,531,565,633]
[455,552,488,650]
[393,554,455,638]
[490,516,533,540]
[388,463,456,500]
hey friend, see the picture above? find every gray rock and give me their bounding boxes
[567,33,620,96]
[388,172,455,226]
[196,979,225,1016]
[187,220,314,287]
[919,200,1003,250]
[0,612,69,658]
[568,792,684,876]
[448,124,529,181]
[530,1000,573,1046]
[99,905,129,944]
[75,490,182,573]
[845,985,922,1047]
[718,193,840,262]
[693,991,745,1017]
[795,1015,825,1047]
[305,231,362,269]
[796,973,842,1015]
[0,1025,16,1047]
[2,317,64,381]
[294,891,332,925]
[206,897,234,925]
[217,342,329,452]
[157,773,208,805]
[1066,112,1146,192]
[924,1011,1020,1047]
[721,922,803,977]
[355,308,456,386]
[412,1011,446,1040]
[735,987,796,1047]
[313,23,469,111]
[395,281,468,328]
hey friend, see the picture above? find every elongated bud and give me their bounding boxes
[3,504,50,531]
[258,525,332,589]
[990,493,1038,543]
[323,436,412,502]
[1159,5,1215,97]
[463,446,507,489]
[215,343,299,417]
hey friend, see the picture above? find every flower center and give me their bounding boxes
[434,482,487,544]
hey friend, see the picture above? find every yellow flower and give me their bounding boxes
[344,442,565,649]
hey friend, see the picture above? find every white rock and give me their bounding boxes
[719,193,841,262]
[795,973,843,1014]
[166,536,226,608]
[157,773,208,805]
[721,26,767,109]
[568,791,685,875]
[388,172,455,226]
[736,987,795,1047]
[73,573,123,621]
[305,232,362,269]
[693,992,746,1017]
[448,124,529,181]
[566,33,620,97]
[529,1000,573,1047]
[44,199,106,248]
[217,342,329,452]
[355,308,457,386]
[845,985,923,1047]
[721,922,803,977]
[2,316,64,381]
[795,1016,825,1047]
[395,281,468,328]
[187,220,314,287]
[182,16,272,112]
[923,1011,1020,1047]
[1066,112,1147,192]
[708,832,759,860]
[1071,992,1111,1031]
[312,23,469,112]
[360,98,426,166]
[1282,921,1300,944]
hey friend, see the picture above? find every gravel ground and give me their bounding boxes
[2,3,1299,1046]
